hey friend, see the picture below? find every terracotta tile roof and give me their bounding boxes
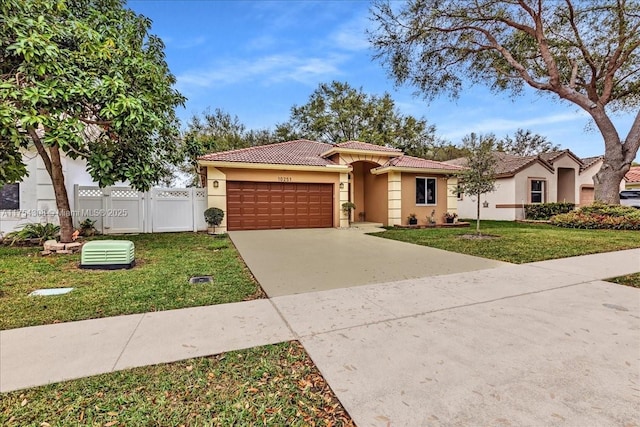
[625,166,640,183]
[579,156,603,171]
[538,151,566,163]
[334,141,402,153]
[446,152,540,176]
[380,155,466,171]
[198,139,336,166]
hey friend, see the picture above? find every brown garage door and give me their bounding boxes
[227,182,334,231]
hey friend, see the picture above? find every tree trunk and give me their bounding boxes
[31,133,75,243]
[589,110,639,204]
[49,145,75,242]
[593,159,628,204]
[476,193,481,233]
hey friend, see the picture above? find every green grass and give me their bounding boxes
[0,341,355,427]
[374,220,640,264]
[0,233,262,330]
[608,273,640,288]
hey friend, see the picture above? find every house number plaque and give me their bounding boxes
[278,176,293,182]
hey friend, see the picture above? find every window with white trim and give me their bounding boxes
[530,180,545,203]
[416,177,436,205]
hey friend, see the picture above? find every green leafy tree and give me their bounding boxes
[457,133,498,233]
[370,0,640,204]
[423,140,470,162]
[498,129,561,156]
[180,109,281,186]
[1,0,185,242]
[277,81,438,157]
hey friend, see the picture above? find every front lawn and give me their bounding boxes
[0,341,354,426]
[374,221,640,264]
[0,233,262,330]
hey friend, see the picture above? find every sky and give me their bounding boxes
[127,0,637,160]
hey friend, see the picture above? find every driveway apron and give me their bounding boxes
[229,228,506,297]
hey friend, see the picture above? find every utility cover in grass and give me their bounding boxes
[29,288,74,296]
[189,276,213,284]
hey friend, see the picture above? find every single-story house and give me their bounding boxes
[0,151,97,234]
[446,150,607,221]
[197,139,464,232]
[624,166,640,189]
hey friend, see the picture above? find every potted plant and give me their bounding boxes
[204,207,224,234]
[407,213,418,225]
[341,202,356,225]
[444,212,458,224]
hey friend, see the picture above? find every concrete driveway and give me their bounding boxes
[229,228,507,297]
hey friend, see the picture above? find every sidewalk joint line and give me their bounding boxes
[110,313,146,372]
[267,298,301,342]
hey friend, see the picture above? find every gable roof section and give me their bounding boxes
[625,166,640,183]
[334,141,402,153]
[579,156,603,172]
[198,139,336,167]
[446,152,550,177]
[371,155,465,175]
[444,150,607,178]
[320,140,403,159]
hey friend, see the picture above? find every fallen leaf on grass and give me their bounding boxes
[21,398,28,407]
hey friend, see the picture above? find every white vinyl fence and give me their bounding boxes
[74,185,207,234]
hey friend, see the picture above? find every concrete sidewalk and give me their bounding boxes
[0,300,294,392]
[1,248,639,426]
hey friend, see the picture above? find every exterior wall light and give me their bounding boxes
[213,180,219,188]
[339,182,345,189]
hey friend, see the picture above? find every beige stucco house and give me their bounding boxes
[447,150,605,221]
[197,140,464,232]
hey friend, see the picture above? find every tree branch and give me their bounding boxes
[28,128,53,178]
[623,110,640,164]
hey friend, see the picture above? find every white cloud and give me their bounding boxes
[330,15,370,52]
[176,53,347,90]
[440,111,591,140]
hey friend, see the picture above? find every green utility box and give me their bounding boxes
[80,240,135,270]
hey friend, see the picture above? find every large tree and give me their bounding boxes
[370,0,640,204]
[180,109,280,186]
[498,129,560,156]
[1,0,184,242]
[277,81,439,157]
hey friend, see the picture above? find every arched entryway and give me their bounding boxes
[349,161,388,224]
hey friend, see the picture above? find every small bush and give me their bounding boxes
[550,203,640,230]
[5,223,61,245]
[204,207,224,227]
[525,202,575,220]
[579,203,640,217]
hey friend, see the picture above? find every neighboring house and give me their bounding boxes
[197,139,464,232]
[0,150,96,234]
[624,166,640,189]
[446,150,607,221]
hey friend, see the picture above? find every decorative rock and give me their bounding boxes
[65,242,82,250]
[56,249,73,254]
[43,240,58,251]
[40,250,52,256]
